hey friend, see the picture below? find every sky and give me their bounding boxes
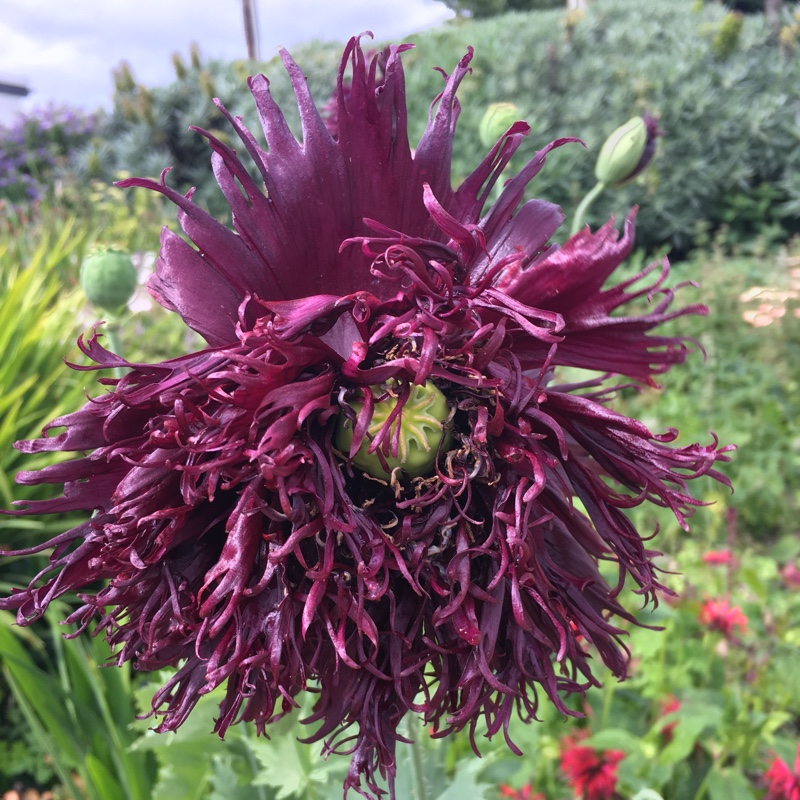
[0,0,454,113]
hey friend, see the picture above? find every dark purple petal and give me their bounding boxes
[496,212,704,380]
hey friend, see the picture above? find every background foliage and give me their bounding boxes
[437,0,563,19]
[1,0,799,798]
[26,0,797,256]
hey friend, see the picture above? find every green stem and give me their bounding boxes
[570,180,606,237]
[106,319,125,380]
[405,712,428,800]
[600,677,616,731]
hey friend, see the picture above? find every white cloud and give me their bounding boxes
[0,0,453,113]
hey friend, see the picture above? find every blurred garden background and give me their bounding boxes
[2,0,800,798]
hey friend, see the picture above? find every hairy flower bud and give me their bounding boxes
[79,249,137,312]
[478,102,522,148]
[595,113,661,187]
[335,381,452,477]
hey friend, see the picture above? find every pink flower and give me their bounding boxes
[699,597,747,637]
[702,549,735,566]
[781,562,800,590]
[764,746,800,800]
[561,735,624,800]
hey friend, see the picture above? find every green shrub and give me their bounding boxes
[616,238,800,541]
[77,43,342,220]
[0,215,90,532]
[438,0,563,18]
[401,0,800,254]
[85,0,800,256]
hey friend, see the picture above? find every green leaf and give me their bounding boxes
[209,752,275,800]
[251,733,316,799]
[705,767,756,800]
[149,751,211,800]
[0,620,84,766]
[431,756,494,800]
[132,684,245,800]
[658,704,722,767]
[584,728,642,754]
[85,753,127,799]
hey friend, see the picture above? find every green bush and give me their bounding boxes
[83,0,800,256]
[438,0,563,18]
[77,44,344,220]
[400,0,800,254]
[616,237,800,541]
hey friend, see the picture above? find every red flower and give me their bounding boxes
[702,549,735,566]
[499,784,544,799]
[561,735,624,800]
[764,746,800,800]
[699,597,747,637]
[1,36,731,800]
[659,696,681,742]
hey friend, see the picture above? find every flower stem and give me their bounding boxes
[106,318,125,380]
[570,180,606,237]
[600,676,617,730]
[404,712,428,800]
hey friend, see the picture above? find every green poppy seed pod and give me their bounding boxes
[478,102,522,149]
[335,381,453,478]
[80,249,138,312]
[594,116,648,187]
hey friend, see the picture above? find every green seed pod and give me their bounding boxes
[80,249,138,312]
[335,381,452,478]
[478,102,522,149]
[594,116,648,187]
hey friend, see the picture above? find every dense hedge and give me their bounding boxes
[83,0,800,254]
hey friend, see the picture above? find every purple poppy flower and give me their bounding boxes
[1,37,731,799]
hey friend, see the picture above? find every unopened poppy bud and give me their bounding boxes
[595,114,660,187]
[336,381,452,478]
[479,102,522,149]
[80,249,138,312]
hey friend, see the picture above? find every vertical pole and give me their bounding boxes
[242,0,260,60]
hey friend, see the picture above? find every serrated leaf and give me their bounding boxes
[251,734,316,799]
[131,685,239,799]
[209,752,274,800]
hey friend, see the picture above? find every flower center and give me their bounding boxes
[336,381,452,478]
